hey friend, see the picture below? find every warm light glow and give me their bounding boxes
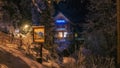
[48,0,51,4]
[21,24,31,34]
[24,25,29,28]
[58,32,63,38]
[75,33,78,37]
[58,32,68,38]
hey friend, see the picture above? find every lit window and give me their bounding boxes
[64,32,67,37]
[57,31,68,38]
[58,32,63,38]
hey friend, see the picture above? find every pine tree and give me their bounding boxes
[3,0,32,28]
[85,0,117,56]
[31,0,56,51]
[40,0,55,50]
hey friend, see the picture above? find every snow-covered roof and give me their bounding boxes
[54,12,70,22]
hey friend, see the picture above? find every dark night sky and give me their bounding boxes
[53,0,88,23]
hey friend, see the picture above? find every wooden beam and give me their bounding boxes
[117,0,120,66]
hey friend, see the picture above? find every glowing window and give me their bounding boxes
[64,32,67,37]
[58,32,63,38]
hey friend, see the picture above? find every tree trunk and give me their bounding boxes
[117,0,120,66]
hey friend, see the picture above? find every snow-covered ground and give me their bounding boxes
[0,32,76,68]
[0,44,76,68]
[0,31,44,68]
[0,31,116,68]
[0,44,45,68]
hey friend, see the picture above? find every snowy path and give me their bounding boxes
[0,45,45,68]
